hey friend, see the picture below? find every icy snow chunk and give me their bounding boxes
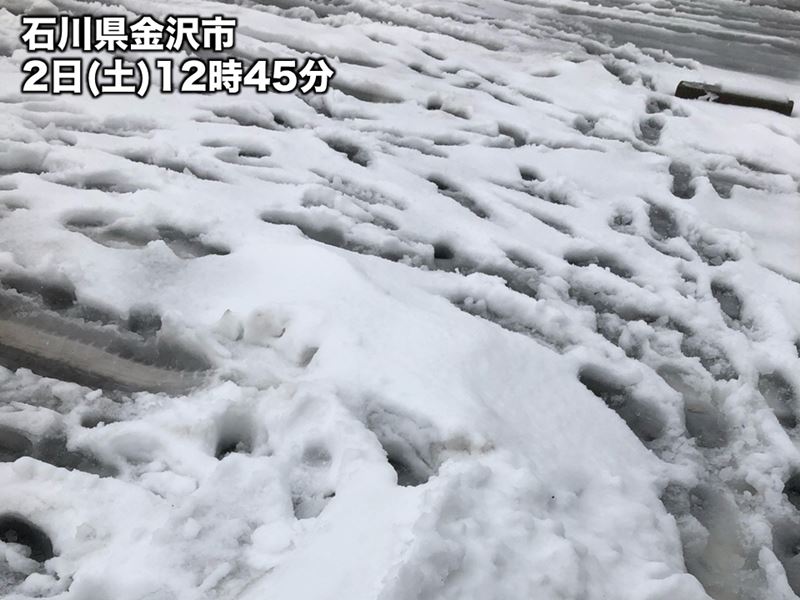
[243,309,287,344]
[214,310,244,342]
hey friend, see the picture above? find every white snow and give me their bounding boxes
[0,1,799,599]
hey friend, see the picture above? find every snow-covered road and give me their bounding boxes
[0,0,799,599]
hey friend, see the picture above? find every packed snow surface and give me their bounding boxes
[0,0,799,599]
